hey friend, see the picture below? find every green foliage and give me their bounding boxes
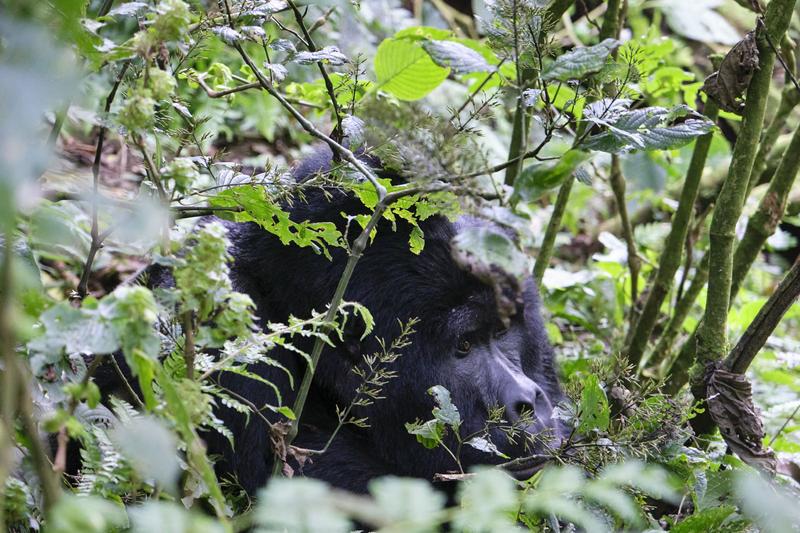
[2,0,799,531]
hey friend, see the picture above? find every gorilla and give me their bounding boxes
[97,148,563,494]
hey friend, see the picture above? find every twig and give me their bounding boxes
[182,311,196,380]
[725,256,800,373]
[76,61,130,300]
[234,44,386,200]
[609,155,640,318]
[285,0,343,138]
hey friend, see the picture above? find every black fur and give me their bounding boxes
[97,148,563,495]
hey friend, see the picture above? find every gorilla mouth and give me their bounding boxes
[500,453,553,481]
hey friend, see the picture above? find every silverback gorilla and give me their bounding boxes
[99,148,563,494]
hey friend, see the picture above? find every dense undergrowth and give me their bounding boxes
[2,0,800,531]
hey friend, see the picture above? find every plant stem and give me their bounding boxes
[609,155,640,322]
[732,122,800,298]
[534,0,624,287]
[691,0,796,435]
[725,256,800,374]
[659,256,710,393]
[629,101,719,369]
[0,227,18,532]
[748,85,800,195]
[182,311,195,380]
[533,175,574,286]
[274,202,387,476]
[76,61,130,299]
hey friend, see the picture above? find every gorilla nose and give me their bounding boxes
[502,382,550,424]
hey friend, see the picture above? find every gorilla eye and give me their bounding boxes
[456,338,471,356]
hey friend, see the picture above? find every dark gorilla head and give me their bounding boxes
[211,150,563,493]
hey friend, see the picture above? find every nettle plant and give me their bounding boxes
[3,0,800,531]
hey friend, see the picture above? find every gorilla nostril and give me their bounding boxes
[514,401,535,419]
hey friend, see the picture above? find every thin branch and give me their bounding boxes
[725,256,800,374]
[285,0,343,137]
[233,43,386,200]
[76,61,130,299]
[609,155,640,320]
[629,100,719,369]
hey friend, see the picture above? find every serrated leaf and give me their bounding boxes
[293,46,348,66]
[582,105,715,153]
[514,149,591,202]
[429,385,461,428]
[422,40,493,74]
[542,38,619,81]
[212,26,242,45]
[374,37,449,101]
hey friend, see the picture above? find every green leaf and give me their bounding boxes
[542,38,619,81]
[453,468,518,532]
[369,477,445,531]
[256,478,352,533]
[514,150,591,202]
[405,419,445,449]
[276,406,296,420]
[578,374,610,433]
[429,385,461,428]
[111,416,180,492]
[422,40,493,74]
[582,104,715,153]
[671,506,739,533]
[129,501,226,533]
[47,494,128,533]
[374,38,449,101]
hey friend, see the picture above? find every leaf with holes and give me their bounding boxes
[578,374,610,434]
[429,385,461,429]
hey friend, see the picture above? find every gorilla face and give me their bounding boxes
[300,213,563,482]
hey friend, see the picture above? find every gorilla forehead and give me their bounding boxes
[352,214,503,327]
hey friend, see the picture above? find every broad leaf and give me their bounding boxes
[578,374,610,434]
[542,38,619,81]
[582,104,715,153]
[514,149,591,202]
[422,40,493,74]
[374,38,449,101]
[429,385,461,428]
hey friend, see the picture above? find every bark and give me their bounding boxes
[691,0,797,438]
